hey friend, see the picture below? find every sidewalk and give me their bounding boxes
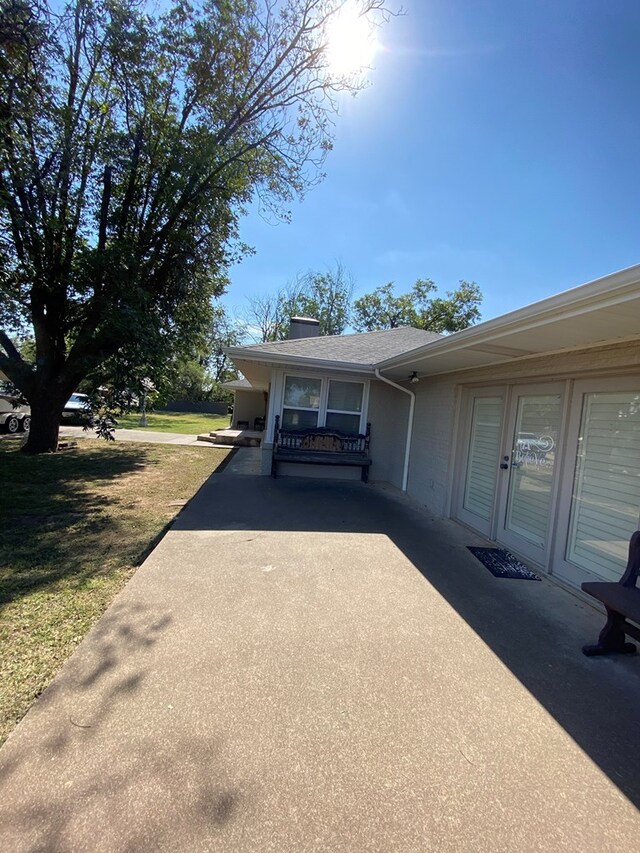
[59,424,223,447]
[0,465,638,851]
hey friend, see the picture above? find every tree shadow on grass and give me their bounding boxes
[0,443,155,605]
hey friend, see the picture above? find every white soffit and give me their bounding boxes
[230,359,272,388]
[378,266,640,379]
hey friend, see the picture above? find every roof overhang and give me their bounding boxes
[221,379,266,392]
[226,351,376,389]
[376,264,640,380]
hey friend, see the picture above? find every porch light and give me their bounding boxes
[409,372,419,384]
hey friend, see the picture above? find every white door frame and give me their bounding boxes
[455,381,573,571]
[494,382,568,567]
[453,386,507,537]
[552,376,640,587]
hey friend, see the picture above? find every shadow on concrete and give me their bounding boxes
[175,474,640,809]
[0,599,242,848]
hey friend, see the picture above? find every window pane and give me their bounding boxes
[282,408,318,429]
[284,376,321,409]
[327,381,363,413]
[463,396,503,521]
[566,391,640,581]
[325,412,361,434]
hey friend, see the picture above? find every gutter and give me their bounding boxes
[374,368,415,493]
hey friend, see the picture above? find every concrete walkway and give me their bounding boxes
[59,424,225,447]
[1,463,639,851]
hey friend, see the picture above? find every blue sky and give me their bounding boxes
[223,0,640,327]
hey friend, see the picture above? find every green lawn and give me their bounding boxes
[115,409,230,434]
[0,438,230,745]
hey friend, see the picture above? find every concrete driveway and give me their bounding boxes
[1,464,639,851]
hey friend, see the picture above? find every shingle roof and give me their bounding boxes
[220,378,254,390]
[232,327,442,366]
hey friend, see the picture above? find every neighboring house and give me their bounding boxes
[226,266,640,592]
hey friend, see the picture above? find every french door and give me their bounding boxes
[552,378,640,587]
[458,384,565,565]
[458,378,640,585]
[495,385,564,565]
[456,388,505,536]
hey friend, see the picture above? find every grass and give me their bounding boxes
[114,410,230,434]
[0,437,230,745]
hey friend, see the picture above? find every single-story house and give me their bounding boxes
[226,265,640,592]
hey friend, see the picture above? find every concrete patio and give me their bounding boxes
[0,458,638,851]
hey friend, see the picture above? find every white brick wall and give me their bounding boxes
[407,382,457,515]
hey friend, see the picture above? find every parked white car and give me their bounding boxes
[0,388,31,433]
[61,392,93,424]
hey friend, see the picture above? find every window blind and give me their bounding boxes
[566,391,640,581]
[463,397,502,521]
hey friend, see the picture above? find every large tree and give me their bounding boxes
[245,260,353,340]
[352,279,483,333]
[86,304,243,405]
[0,0,390,452]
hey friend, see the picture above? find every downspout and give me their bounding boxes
[374,368,415,493]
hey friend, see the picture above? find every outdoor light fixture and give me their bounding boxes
[409,371,419,384]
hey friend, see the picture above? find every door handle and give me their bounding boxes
[500,463,509,469]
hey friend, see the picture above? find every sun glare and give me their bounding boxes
[325,2,379,77]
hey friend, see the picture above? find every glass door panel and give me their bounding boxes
[497,389,563,563]
[464,397,503,521]
[565,390,640,582]
[456,392,505,536]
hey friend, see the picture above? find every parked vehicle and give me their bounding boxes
[61,393,93,424]
[0,387,31,433]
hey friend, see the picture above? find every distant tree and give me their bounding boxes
[418,280,484,333]
[90,305,242,404]
[162,356,211,403]
[245,261,353,341]
[352,279,482,333]
[0,0,392,452]
[206,305,242,385]
[297,262,354,336]
[244,280,306,343]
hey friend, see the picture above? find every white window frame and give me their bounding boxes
[281,375,323,429]
[280,373,369,434]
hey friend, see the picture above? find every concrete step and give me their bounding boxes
[198,430,262,447]
[196,434,233,447]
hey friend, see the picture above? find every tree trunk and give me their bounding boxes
[21,394,66,454]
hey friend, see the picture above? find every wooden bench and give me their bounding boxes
[581,530,640,656]
[271,415,371,482]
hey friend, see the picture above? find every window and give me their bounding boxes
[282,376,321,428]
[281,375,366,434]
[325,380,364,434]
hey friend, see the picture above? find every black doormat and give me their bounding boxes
[467,547,541,581]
